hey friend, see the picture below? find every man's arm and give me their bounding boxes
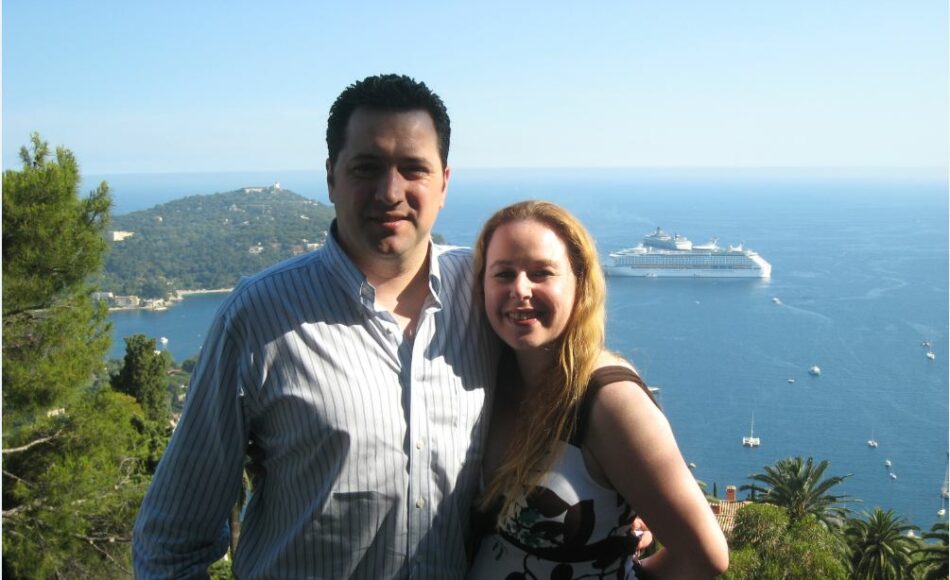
[133,309,251,578]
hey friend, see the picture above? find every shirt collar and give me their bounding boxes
[324,220,444,310]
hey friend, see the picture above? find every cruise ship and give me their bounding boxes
[606,227,772,278]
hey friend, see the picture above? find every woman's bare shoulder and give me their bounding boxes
[589,354,656,423]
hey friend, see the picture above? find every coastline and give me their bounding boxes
[107,288,233,312]
[176,288,233,296]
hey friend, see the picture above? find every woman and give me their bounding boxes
[469,201,728,579]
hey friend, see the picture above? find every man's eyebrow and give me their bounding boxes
[347,153,382,163]
[346,153,433,166]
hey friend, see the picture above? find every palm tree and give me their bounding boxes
[845,508,919,580]
[741,456,855,528]
[910,521,948,580]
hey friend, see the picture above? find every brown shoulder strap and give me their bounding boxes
[569,365,659,446]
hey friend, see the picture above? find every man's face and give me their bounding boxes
[327,108,449,271]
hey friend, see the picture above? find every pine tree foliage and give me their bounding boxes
[3,133,112,419]
[3,133,111,314]
[2,134,154,578]
[3,390,152,578]
[112,334,171,424]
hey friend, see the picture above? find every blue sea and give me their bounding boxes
[100,168,949,530]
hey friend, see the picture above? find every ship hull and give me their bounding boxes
[605,266,770,278]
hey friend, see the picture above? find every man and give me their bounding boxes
[133,74,498,578]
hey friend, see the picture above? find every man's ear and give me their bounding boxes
[326,159,335,202]
[440,165,450,209]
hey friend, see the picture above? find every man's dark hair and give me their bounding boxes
[326,74,451,169]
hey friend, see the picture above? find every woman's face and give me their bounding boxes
[483,219,577,352]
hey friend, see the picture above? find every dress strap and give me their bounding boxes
[569,365,659,446]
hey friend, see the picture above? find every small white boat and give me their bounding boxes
[906,529,915,538]
[940,480,947,517]
[926,351,936,360]
[687,462,697,469]
[922,339,932,348]
[890,473,898,480]
[742,415,761,447]
[159,336,169,346]
[809,366,821,376]
[772,297,782,305]
[787,378,796,384]
[885,459,892,468]
[867,439,878,448]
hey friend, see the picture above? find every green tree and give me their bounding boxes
[3,133,112,418]
[724,503,849,580]
[909,521,948,580]
[741,456,855,529]
[728,502,789,554]
[3,133,111,316]
[3,390,152,577]
[845,508,919,580]
[2,134,152,577]
[112,334,171,423]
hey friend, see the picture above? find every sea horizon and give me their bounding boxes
[82,166,948,216]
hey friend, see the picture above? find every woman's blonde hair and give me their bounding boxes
[473,200,606,520]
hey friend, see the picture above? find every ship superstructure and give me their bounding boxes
[606,227,772,278]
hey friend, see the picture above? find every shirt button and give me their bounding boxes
[416,439,424,449]
[415,497,425,509]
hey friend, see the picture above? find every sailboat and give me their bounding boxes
[939,464,949,517]
[867,430,878,448]
[742,415,760,447]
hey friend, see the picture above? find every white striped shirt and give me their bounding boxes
[133,229,498,579]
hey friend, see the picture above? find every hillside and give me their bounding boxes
[99,185,335,297]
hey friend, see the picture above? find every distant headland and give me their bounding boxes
[97,184,335,303]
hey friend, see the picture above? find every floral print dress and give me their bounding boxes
[469,366,655,580]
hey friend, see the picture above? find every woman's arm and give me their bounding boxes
[584,369,729,579]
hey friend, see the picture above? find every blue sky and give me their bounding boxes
[3,1,947,174]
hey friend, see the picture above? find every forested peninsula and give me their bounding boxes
[99,185,335,298]
[98,185,448,302]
